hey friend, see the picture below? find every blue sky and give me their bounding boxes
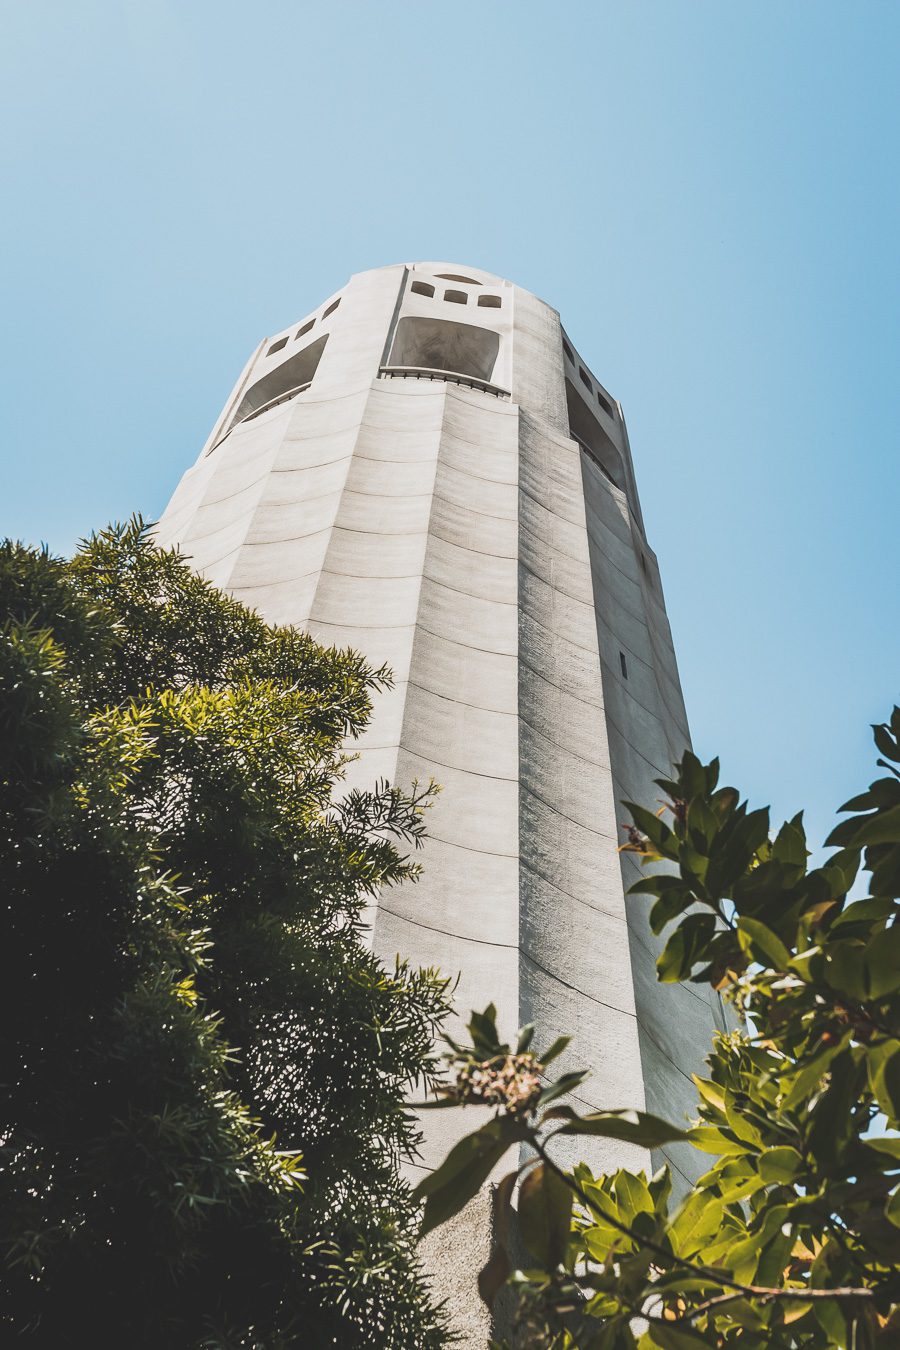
[2,1,898,854]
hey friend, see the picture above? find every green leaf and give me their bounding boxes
[657,914,716,982]
[645,1323,714,1349]
[885,1184,900,1229]
[557,1108,689,1147]
[517,1162,573,1268]
[689,1125,748,1156]
[758,1145,803,1185]
[865,923,900,998]
[540,1034,571,1066]
[823,942,869,1000]
[736,916,791,970]
[649,887,691,935]
[412,1118,520,1236]
[516,1023,535,1053]
[874,720,900,764]
[772,813,807,868]
[537,1069,589,1108]
[868,1043,900,1123]
[468,1004,504,1056]
[625,801,675,851]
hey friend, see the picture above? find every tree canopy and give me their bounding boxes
[0,520,450,1347]
[418,712,900,1348]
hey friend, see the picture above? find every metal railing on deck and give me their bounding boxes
[207,382,313,454]
[378,365,510,400]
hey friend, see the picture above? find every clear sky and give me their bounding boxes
[2,1,898,856]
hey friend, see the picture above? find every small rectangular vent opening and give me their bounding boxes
[597,388,614,418]
[620,651,628,679]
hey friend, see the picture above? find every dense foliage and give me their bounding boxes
[0,521,450,1347]
[419,714,900,1348]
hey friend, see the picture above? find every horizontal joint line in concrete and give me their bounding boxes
[637,1022,698,1089]
[520,948,637,1021]
[416,828,517,860]
[520,860,629,928]
[377,903,517,950]
[520,784,617,844]
[406,679,518,718]
[597,651,689,743]
[359,747,517,783]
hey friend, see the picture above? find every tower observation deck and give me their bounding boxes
[157,262,726,1340]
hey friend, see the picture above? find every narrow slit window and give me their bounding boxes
[477,294,501,308]
[597,388,614,417]
[444,289,468,305]
[562,340,574,362]
[619,651,628,679]
[323,298,340,318]
[267,337,289,355]
[411,280,435,298]
[579,366,592,391]
[296,319,314,338]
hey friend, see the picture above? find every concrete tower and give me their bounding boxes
[157,262,725,1334]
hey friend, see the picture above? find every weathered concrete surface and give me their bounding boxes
[157,262,726,1344]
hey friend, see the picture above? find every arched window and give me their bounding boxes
[477,295,501,308]
[444,289,467,305]
[411,280,435,298]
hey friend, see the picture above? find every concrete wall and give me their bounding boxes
[156,261,724,1342]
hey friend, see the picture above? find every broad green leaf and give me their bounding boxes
[624,800,675,852]
[781,1033,851,1111]
[557,1108,689,1147]
[645,1323,714,1349]
[413,1118,520,1236]
[518,1162,573,1268]
[691,1074,725,1115]
[863,1133,900,1161]
[864,923,900,998]
[823,942,869,1000]
[540,1034,571,1066]
[689,1125,748,1156]
[736,917,791,971]
[468,1004,504,1056]
[868,1043,900,1123]
[516,1022,535,1053]
[758,1145,803,1185]
[536,1069,589,1108]
[831,895,897,930]
[613,1168,654,1218]
[772,813,807,868]
[885,1184,900,1229]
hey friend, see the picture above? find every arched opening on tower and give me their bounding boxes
[565,378,626,489]
[387,317,500,383]
[227,335,329,431]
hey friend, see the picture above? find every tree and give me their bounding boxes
[417,713,900,1348]
[0,520,450,1347]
